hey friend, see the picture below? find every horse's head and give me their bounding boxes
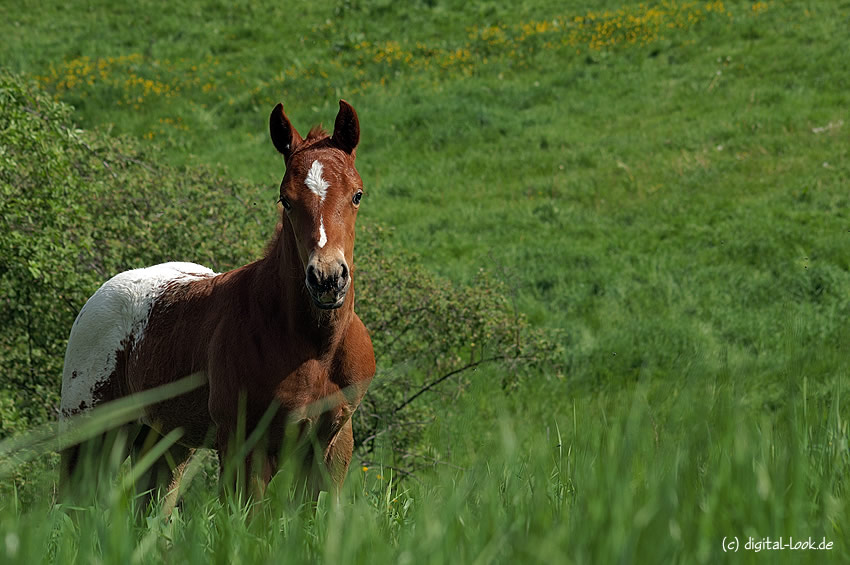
[269,100,362,310]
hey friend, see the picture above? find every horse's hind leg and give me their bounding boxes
[160,449,195,516]
[58,424,139,502]
[130,425,193,515]
[59,444,81,498]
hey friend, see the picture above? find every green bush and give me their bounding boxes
[0,71,263,437]
[0,71,558,473]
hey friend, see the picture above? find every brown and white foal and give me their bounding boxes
[60,100,375,501]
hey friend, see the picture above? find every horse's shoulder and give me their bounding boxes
[337,314,375,379]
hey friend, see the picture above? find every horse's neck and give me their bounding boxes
[254,223,354,346]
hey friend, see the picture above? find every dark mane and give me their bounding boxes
[293,125,336,155]
[306,125,328,140]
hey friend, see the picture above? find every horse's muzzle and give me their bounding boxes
[305,258,350,309]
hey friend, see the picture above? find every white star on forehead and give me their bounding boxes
[305,160,329,201]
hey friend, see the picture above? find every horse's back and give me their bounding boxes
[60,262,216,420]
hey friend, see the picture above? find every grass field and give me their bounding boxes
[1,0,849,562]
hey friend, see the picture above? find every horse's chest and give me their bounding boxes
[206,325,374,448]
[274,360,364,438]
[276,361,341,412]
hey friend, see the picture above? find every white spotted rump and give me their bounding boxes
[305,160,329,201]
[60,262,217,420]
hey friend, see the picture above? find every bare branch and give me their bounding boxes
[391,355,504,415]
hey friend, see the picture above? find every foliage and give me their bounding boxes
[1,0,745,182]
[355,225,560,466]
[0,71,261,436]
[30,1,732,108]
[0,359,847,564]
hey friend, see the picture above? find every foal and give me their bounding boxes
[59,100,375,502]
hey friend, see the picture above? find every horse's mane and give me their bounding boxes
[293,124,338,155]
[306,125,328,140]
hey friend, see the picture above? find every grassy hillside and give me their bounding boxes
[1,0,849,562]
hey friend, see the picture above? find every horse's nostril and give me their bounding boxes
[306,265,320,288]
[335,263,349,291]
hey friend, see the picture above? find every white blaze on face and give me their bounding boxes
[318,217,327,248]
[305,159,330,248]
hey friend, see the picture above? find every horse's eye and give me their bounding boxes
[352,191,363,206]
[279,196,292,211]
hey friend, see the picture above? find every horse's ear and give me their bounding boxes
[269,103,303,160]
[331,100,360,155]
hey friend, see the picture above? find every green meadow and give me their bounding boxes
[1,0,849,562]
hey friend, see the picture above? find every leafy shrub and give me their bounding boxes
[0,71,559,473]
[1,71,263,436]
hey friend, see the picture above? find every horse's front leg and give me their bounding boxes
[215,427,276,502]
[320,418,354,494]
